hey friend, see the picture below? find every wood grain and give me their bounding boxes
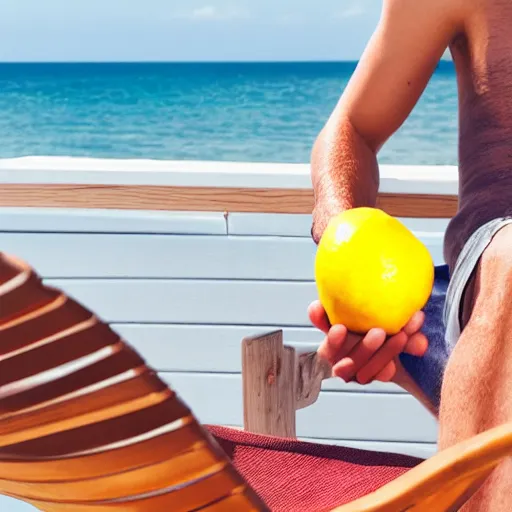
[0,184,458,217]
[334,422,512,512]
[242,331,296,438]
[295,351,332,410]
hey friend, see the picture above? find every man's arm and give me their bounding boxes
[311,0,464,242]
[310,0,465,412]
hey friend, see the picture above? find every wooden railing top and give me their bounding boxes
[0,157,459,217]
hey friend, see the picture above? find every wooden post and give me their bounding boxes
[295,351,332,410]
[242,330,297,438]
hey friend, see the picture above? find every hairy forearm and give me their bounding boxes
[310,117,380,244]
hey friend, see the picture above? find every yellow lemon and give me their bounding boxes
[315,207,434,335]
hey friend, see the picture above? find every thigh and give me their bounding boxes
[470,223,512,326]
[444,218,512,350]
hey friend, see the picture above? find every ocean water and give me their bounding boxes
[0,62,458,165]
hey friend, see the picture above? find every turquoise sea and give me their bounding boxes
[0,61,458,165]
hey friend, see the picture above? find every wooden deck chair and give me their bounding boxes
[1,250,511,512]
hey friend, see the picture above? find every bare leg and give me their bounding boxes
[439,225,512,511]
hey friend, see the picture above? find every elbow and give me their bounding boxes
[311,126,326,163]
[310,125,329,196]
[310,127,334,245]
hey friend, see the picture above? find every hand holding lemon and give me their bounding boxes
[311,207,434,384]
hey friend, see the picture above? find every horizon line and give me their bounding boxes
[0,59,359,64]
[0,59,455,65]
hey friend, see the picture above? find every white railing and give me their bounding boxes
[0,156,458,194]
[0,157,455,460]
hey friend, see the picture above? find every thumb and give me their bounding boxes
[308,300,331,334]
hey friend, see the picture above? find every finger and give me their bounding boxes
[317,324,348,365]
[308,301,331,334]
[372,361,397,382]
[336,331,366,360]
[403,311,425,336]
[403,332,429,356]
[332,328,387,382]
[355,331,409,385]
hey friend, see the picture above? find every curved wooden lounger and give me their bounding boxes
[0,252,265,511]
[1,251,510,511]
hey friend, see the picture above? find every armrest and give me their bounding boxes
[332,421,512,511]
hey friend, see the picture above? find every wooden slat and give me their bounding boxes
[377,193,457,218]
[0,443,226,501]
[0,421,204,482]
[117,325,325,375]
[0,184,458,217]
[23,468,255,512]
[0,234,318,280]
[0,208,227,235]
[228,213,451,238]
[44,278,316,326]
[0,230,446,278]
[163,373,438,443]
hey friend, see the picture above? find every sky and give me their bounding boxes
[0,0,383,62]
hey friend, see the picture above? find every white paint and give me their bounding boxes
[0,208,227,235]
[229,213,450,239]
[0,233,319,280]
[0,228,444,282]
[0,156,458,194]
[228,213,315,237]
[44,278,317,326]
